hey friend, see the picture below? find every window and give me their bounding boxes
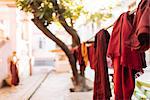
[38,37,45,49]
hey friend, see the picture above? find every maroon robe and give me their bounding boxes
[10,61,19,86]
[87,44,95,70]
[113,57,135,100]
[93,29,111,100]
[72,45,86,76]
[128,0,150,51]
[107,11,146,71]
[107,12,146,99]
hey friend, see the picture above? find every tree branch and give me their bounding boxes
[32,17,79,85]
[51,0,81,46]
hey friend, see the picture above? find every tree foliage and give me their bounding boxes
[59,0,85,24]
[16,0,112,28]
[17,0,57,26]
[85,7,112,26]
[16,0,84,26]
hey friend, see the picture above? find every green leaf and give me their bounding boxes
[39,11,45,19]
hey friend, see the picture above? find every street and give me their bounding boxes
[29,70,93,100]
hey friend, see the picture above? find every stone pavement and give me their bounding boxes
[0,67,52,100]
[0,66,94,100]
[1,65,149,100]
[30,71,93,100]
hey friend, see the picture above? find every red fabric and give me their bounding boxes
[128,0,150,51]
[93,29,111,100]
[107,12,147,100]
[87,44,95,70]
[72,47,78,63]
[107,13,123,58]
[72,45,86,76]
[113,57,135,100]
[78,45,86,76]
[107,12,146,71]
[10,61,19,86]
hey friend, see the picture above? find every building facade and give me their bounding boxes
[0,1,32,87]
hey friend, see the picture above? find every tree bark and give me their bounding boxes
[51,0,81,46]
[58,15,80,46]
[51,1,91,91]
[70,18,76,47]
[32,17,79,85]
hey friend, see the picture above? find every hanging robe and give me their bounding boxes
[72,45,86,76]
[87,44,95,70]
[93,29,112,100]
[107,12,146,100]
[127,0,150,51]
[81,43,89,66]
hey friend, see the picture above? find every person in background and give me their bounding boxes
[2,51,20,87]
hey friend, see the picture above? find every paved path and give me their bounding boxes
[0,68,51,100]
[30,71,93,100]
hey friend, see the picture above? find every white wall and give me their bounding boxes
[0,7,32,87]
[0,7,17,87]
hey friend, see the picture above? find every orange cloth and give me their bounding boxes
[81,43,88,66]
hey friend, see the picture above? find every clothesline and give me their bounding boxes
[85,9,136,43]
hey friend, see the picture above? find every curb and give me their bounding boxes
[25,71,52,100]
[0,70,52,100]
[21,70,52,100]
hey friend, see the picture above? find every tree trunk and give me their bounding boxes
[51,1,92,91]
[32,17,79,85]
[70,18,76,47]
